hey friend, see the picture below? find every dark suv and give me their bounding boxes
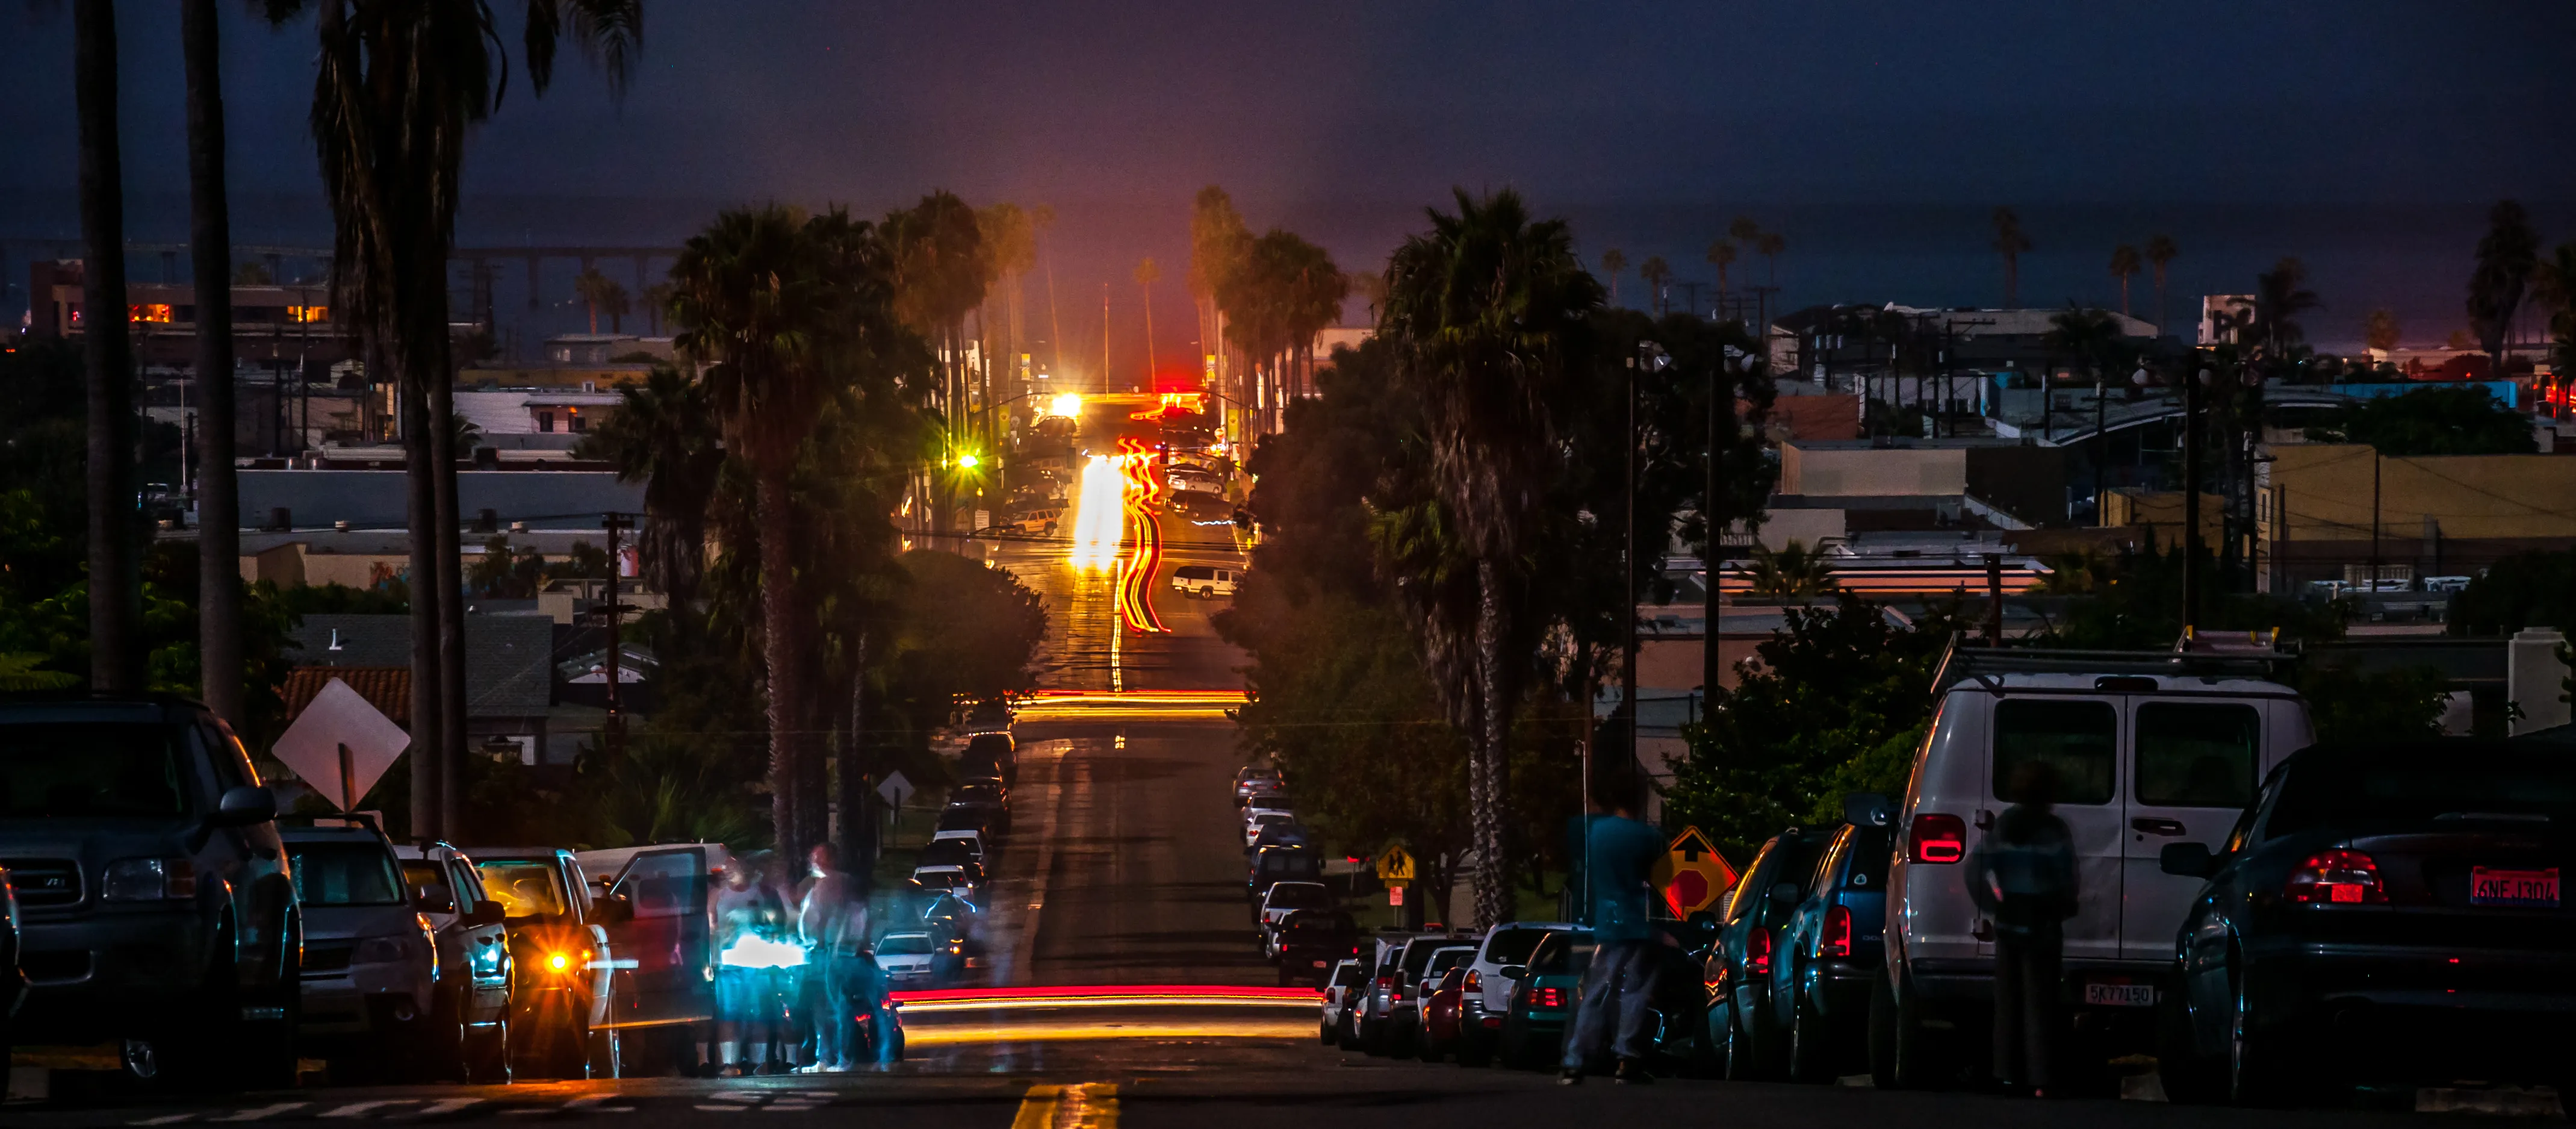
[0,694,299,1085]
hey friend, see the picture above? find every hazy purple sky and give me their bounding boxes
[5,1,2570,357]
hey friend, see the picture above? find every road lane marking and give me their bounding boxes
[323,1100,417,1118]
[128,1116,197,1125]
[1011,1084,1117,1129]
[411,1099,483,1118]
[210,1104,309,1122]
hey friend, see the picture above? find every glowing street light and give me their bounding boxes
[1069,454,1126,570]
[1047,393,1085,419]
[956,453,981,469]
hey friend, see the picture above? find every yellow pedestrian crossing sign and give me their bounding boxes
[1375,845,1415,883]
[1657,826,1737,916]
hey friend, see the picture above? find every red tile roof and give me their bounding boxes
[281,667,411,726]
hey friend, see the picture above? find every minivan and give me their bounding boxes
[1172,564,1240,599]
[1873,647,2313,1087]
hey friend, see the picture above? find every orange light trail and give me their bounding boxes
[1113,437,1168,634]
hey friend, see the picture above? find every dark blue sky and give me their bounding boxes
[5,1,2570,356]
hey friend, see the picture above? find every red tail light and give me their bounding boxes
[1521,985,1565,1009]
[1819,905,1853,957]
[2286,849,2386,904]
[1463,969,1482,994]
[1910,813,1966,863]
[1746,927,1773,976]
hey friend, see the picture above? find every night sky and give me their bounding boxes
[4,1,2570,362]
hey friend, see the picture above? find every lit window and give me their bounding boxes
[287,305,329,323]
[130,304,173,324]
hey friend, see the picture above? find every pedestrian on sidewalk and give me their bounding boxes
[1559,779,1668,1086]
[1966,761,2079,1097]
[796,844,869,1072]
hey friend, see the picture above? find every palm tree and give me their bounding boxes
[295,0,642,839]
[1993,208,2032,307]
[574,267,629,334]
[1598,247,1627,306]
[1729,216,1763,249]
[2468,199,2540,372]
[2145,234,2178,332]
[1755,231,1786,286]
[882,191,990,533]
[76,0,141,691]
[671,205,861,859]
[1032,202,1063,379]
[2249,257,2321,355]
[1743,541,1840,597]
[2043,306,2129,383]
[639,281,674,335]
[1638,255,1673,316]
[574,365,721,611]
[184,0,244,726]
[1190,187,1252,430]
[1134,257,1161,381]
[2108,244,2141,320]
[1380,188,1604,929]
[2363,308,2401,353]
[1705,239,1736,306]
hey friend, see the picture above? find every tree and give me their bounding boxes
[184,0,244,727]
[1729,216,1761,249]
[575,365,722,610]
[1755,231,1786,286]
[75,0,141,691]
[2146,234,2179,332]
[671,205,881,860]
[1134,257,1160,380]
[1598,248,1627,306]
[1993,207,2032,307]
[2108,244,2141,319]
[2364,308,2401,352]
[2468,199,2540,370]
[293,0,641,840]
[2449,549,2576,638]
[2530,243,2576,387]
[1380,188,1604,928]
[2043,306,2132,382]
[1743,540,1839,597]
[574,266,630,334]
[2248,256,2320,355]
[2303,385,2538,456]
[881,191,989,532]
[1637,256,1672,317]
[1705,240,1736,306]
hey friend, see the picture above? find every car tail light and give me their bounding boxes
[1910,813,1966,863]
[2286,849,2386,904]
[1463,969,1481,994]
[1819,905,1853,957]
[1746,927,1773,976]
[1521,985,1565,1009]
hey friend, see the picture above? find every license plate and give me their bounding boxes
[2083,983,2155,1007]
[2471,866,2560,908]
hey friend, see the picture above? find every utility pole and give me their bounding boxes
[1984,553,2005,645]
[1623,351,1640,780]
[1101,283,1113,395]
[1704,345,1734,709]
[2182,365,2205,633]
[2368,451,2382,595]
[2093,381,2108,523]
[601,512,629,760]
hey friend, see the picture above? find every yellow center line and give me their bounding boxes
[1012,1083,1119,1129]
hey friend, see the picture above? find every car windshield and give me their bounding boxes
[878,935,936,955]
[1266,883,1329,909]
[400,861,455,908]
[477,859,570,918]
[2268,754,2576,835]
[290,842,406,906]
[0,722,190,818]
[1480,926,1553,966]
[1530,932,1595,976]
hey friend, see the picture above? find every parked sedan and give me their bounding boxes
[1320,959,1365,1044]
[873,930,960,986]
[1768,811,1893,1082]
[1498,928,1591,1068]
[2160,741,2576,1105]
[1705,824,1836,1080]
[1415,960,1473,1062]
[1456,922,1574,1067]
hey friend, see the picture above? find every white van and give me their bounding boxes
[1872,647,2313,1086]
[1172,564,1241,599]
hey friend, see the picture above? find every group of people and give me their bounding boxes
[706,844,893,1075]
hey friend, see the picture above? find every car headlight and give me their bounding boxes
[101,857,196,901]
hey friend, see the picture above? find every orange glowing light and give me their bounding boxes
[1126,392,1208,421]
[1113,437,1169,634]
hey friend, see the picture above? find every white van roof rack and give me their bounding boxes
[1931,636,2293,696]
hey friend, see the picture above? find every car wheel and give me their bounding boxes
[1721,1003,1757,1081]
[2226,965,2295,1106]
[1741,997,1783,1080]
[1869,966,1935,1090]
[1336,1011,1360,1051]
[1418,1023,1445,1064]
[1787,992,1832,1083]
[465,1019,512,1084]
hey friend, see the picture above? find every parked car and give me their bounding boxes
[1320,958,1365,1044]
[910,863,984,901]
[1002,506,1064,537]
[1167,468,1224,496]
[1244,793,1295,821]
[1707,824,1837,1079]
[282,820,442,1080]
[873,930,960,986]
[1456,921,1575,1068]
[931,822,991,868]
[468,846,630,1078]
[921,891,982,957]
[1171,564,1242,599]
[1256,880,1332,952]
[2159,741,2576,1104]
[1498,928,1591,1068]
[391,841,512,1080]
[964,732,1018,786]
[0,694,299,1086]
[1249,844,1323,905]
[1275,909,1360,987]
[1768,801,1895,1082]
[1351,932,1420,1052]
[1234,767,1284,806]
[1370,934,1471,1056]
[1874,650,2313,1089]
[945,796,1011,838]
[1406,946,1477,1060]
[1244,810,1296,849]
[588,843,726,1075]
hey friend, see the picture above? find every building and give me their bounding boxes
[290,612,560,765]
[235,468,642,533]
[2256,443,2576,592]
[1777,437,2071,529]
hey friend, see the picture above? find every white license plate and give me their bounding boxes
[2471,866,2560,908]
[2083,983,2155,1007]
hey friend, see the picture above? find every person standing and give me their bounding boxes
[1559,785,1669,1085]
[796,844,869,1072]
[709,861,774,1076]
[1966,762,2079,1096]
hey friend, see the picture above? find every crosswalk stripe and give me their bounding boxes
[128,1115,197,1125]
[211,1103,310,1122]
[411,1099,483,1118]
[323,1101,415,1118]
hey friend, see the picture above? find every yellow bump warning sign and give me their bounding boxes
[1656,826,1738,916]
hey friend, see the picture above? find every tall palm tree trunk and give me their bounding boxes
[757,467,808,858]
[1471,558,1511,930]
[184,0,243,726]
[404,351,445,838]
[838,632,872,883]
[432,335,467,839]
[78,0,141,691]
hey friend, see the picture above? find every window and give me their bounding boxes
[290,842,406,906]
[613,849,706,920]
[2135,702,2260,808]
[402,861,455,910]
[0,723,188,818]
[536,411,555,433]
[1993,699,2117,804]
[477,859,570,918]
[878,934,936,956]
[1724,841,1778,923]
[1482,927,1552,966]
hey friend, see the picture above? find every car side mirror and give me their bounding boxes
[1769,882,1799,907]
[1497,965,1527,981]
[413,885,456,914]
[2159,842,2217,879]
[466,900,506,927]
[213,785,276,827]
[592,892,634,925]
